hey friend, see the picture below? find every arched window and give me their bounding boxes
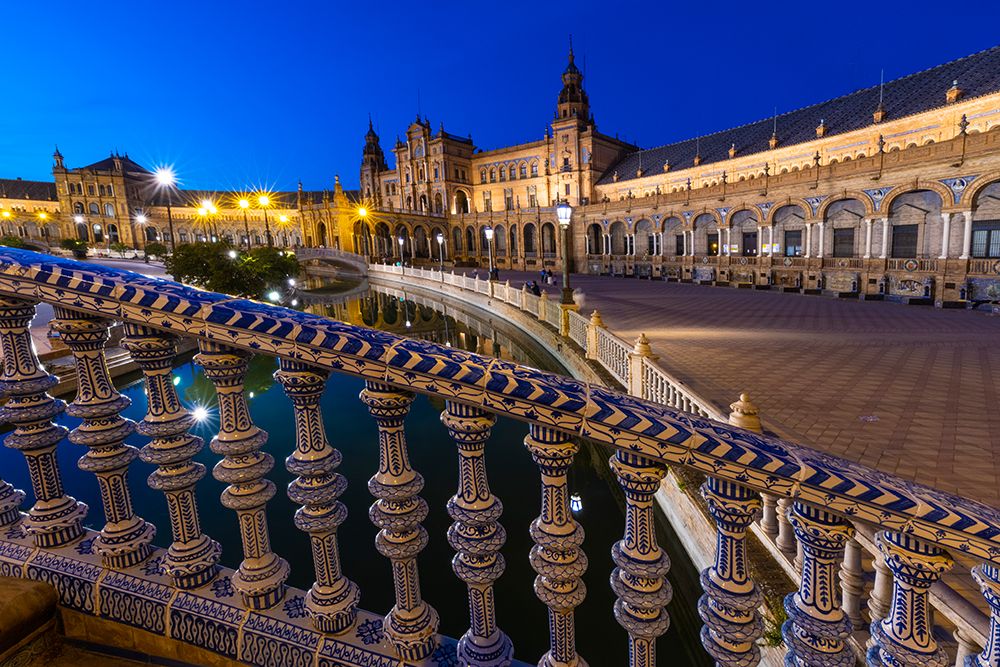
[499,167,505,182]
[480,169,487,183]
[489,169,496,183]
[524,223,537,255]
[452,227,462,253]
[93,224,105,243]
[106,184,114,196]
[104,203,115,217]
[519,163,527,179]
[466,227,475,253]
[508,165,516,180]
[419,194,427,211]
[509,225,518,254]
[541,223,556,256]
[73,202,84,214]
[107,224,120,244]
[455,190,470,214]
[89,203,100,215]
[530,161,538,177]
[433,193,443,214]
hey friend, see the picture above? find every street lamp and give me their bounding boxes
[36,212,50,246]
[484,226,496,280]
[356,207,371,256]
[257,194,273,248]
[556,200,574,304]
[134,212,147,254]
[436,232,445,274]
[238,198,252,249]
[154,166,177,253]
[278,215,289,247]
[398,236,406,275]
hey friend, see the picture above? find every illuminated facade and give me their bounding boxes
[3,45,1000,301]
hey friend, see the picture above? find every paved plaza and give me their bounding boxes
[486,269,1000,507]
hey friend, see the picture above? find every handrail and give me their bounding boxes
[3,248,1000,667]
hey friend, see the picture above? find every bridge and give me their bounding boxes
[294,246,368,276]
[0,247,998,667]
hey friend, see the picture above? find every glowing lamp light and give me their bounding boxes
[257,195,270,207]
[569,492,583,513]
[135,213,148,224]
[357,207,368,218]
[267,290,281,302]
[290,299,298,307]
[398,237,404,246]
[227,250,238,259]
[1,211,10,219]
[405,319,411,328]
[287,278,296,286]
[37,212,48,221]
[556,201,573,229]
[192,405,209,422]
[209,205,218,215]
[238,198,250,209]
[197,207,208,217]
[436,233,444,245]
[73,214,84,223]
[484,226,494,241]
[154,166,177,188]
[172,375,181,386]
[248,392,255,399]
[279,214,288,223]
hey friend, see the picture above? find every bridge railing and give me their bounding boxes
[1,248,999,667]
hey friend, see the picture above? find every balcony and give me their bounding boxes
[0,248,997,667]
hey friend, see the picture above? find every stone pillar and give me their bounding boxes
[867,532,953,667]
[628,333,657,398]
[782,502,854,666]
[441,402,512,667]
[699,477,763,666]
[939,212,952,259]
[726,228,732,255]
[122,325,220,589]
[610,451,671,667]
[52,308,155,568]
[817,221,826,258]
[525,425,588,667]
[864,219,873,258]
[868,551,892,627]
[757,226,764,255]
[960,210,974,260]
[969,564,1000,667]
[361,381,439,661]
[0,298,87,547]
[195,342,289,610]
[585,310,603,361]
[776,497,796,560]
[275,360,359,634]
[954,628,981,666]
[880,218,890,259]
[839,537,865,628]
[767,226,774,257]
[805,223,812,258]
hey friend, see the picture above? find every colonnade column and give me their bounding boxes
[839,537,865,629]
[441,401,513,667]
[867,532,953,666]
[610,451,671,667]
[699,477,763,666]
[817,221,826,258]
[804,223,812,258]
[122,325,220,589]
[880,218,890,259]
[275,360,360,634]
[195,342,289,609]
[361,381,439,661]
[960,210,974,259]
[52,307,155,568]
[939,212,951,259]
[725,228,732,256]
[525,425,588,667]
[0,297,87,547]
[756,225,764,255]
[864,219,873,258]
[767,226,774,257]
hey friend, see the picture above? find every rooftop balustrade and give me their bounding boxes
[0,247,998,667]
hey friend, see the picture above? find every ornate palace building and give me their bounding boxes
[3,44,1000,302]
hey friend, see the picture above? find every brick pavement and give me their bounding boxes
[484,269,1000,508]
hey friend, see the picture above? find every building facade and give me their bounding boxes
[3,45,1000,302]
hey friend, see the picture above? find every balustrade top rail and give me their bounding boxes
[1,248,998,564]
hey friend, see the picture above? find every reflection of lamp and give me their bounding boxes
[570,492,583,513]
[556,201,574,304]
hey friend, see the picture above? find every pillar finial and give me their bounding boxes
[590,309,604,327]
[728,392,762,433]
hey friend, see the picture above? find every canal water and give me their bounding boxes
[0,280,711,666]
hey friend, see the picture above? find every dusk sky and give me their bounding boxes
[4,0,998,191]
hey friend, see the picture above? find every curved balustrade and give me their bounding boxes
[0,247,998,667]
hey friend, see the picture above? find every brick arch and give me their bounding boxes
[727,207,758,230]
[691,209,720,229]
[816,191,875,220]
[881,181,952,213]
[765,199,811,226]
[660,215,684,233]
[960,172,1000,209]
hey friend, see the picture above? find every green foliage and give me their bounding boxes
[0,236,29,249]
[110,242,130,258]
[144,242,168,259]
[760,590,788,647]
[60,238,88,257]
[165,242,299,298]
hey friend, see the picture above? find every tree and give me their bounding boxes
[164,242,299,299]
[110,242,130,258]
[60,238,88,258]
[0,236,29,249]
[144,242,167,259]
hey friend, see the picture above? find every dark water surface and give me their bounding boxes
[0,285,711,666]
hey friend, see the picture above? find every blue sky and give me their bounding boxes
[3,0,998,191]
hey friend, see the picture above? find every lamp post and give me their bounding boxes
[436,232,445,275]
[398,235,406,268]
[36,211,50,246]
[238,198,252,248]
[257,194,273,247]
[134,212,147,257]
[154,167,177,253]
[72,214,85,243]
[484,225,496,280]
[357,207,371,257]
[278,215,289,247]
[2,210,11,238]
[556,201,574,304]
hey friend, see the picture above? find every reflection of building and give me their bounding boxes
[3,45,1000,301]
